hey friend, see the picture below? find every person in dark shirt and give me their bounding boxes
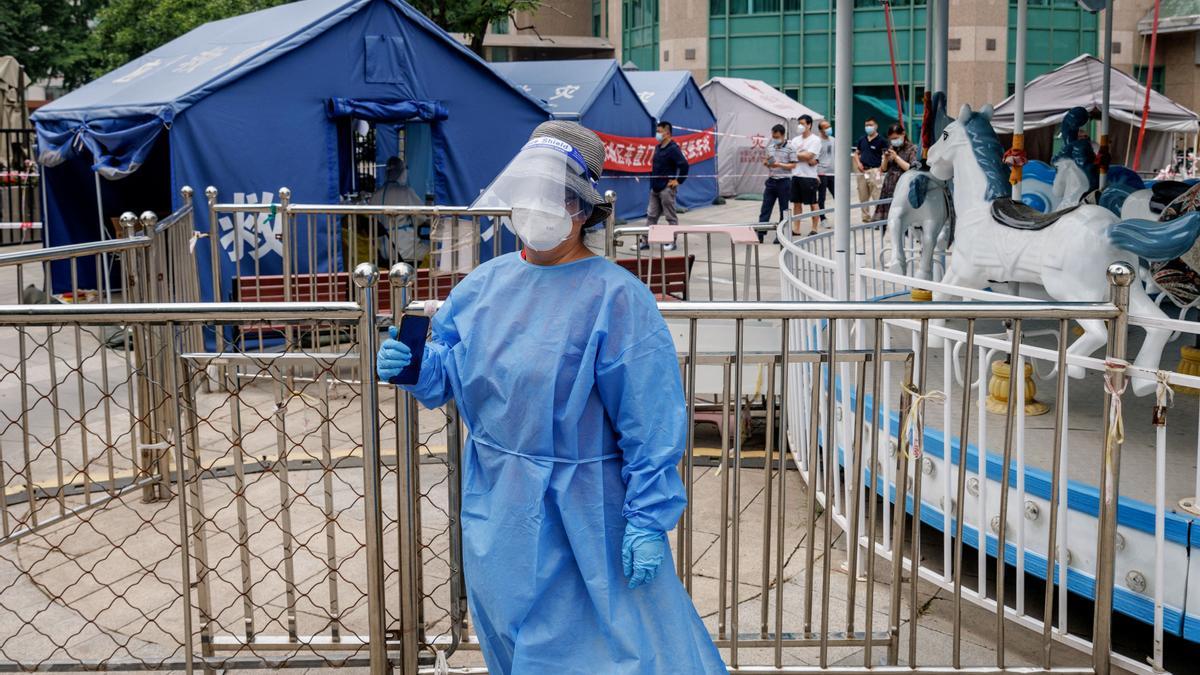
[643,121,689,251]
[853,117,889,222]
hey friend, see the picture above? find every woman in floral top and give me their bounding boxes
[874,124,918,223]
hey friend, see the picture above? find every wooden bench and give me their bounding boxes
[233,269,456,340]
[615,255,695,301]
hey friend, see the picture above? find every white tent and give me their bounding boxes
[700,77,823,197]
[991,54,1200,173]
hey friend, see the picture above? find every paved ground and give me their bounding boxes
[0,201,1157,673]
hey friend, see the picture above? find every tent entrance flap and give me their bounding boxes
[35,112,171,180]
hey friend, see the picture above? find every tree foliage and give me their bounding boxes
[85,0,292,80]
[0,0,107,89]
[409,0,544,55]
[0,0,536,90]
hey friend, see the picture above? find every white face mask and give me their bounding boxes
[512,201,576,251]
[890,137,904,148]
[865,125,877,135]
[655,132,664,142]
[797,123,808,134]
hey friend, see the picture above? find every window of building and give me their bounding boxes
[492,17,509,35]
[1006,0,1097,89]
[1134,64,1166,94]
[593,0,603,37]
[622,0,659,70]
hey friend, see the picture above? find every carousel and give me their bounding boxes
[780,0,1200,670]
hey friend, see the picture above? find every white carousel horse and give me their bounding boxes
[926,104,1200,395]
[886,170,952,281]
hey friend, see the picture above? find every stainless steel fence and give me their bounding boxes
[0,207,1140,672]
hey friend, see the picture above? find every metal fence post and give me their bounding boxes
[353,263,391,674]
[1093,261,1133,674]
[603,190,617,259]
[389,263,422,672]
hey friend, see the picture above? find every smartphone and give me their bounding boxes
[388,314,430,386]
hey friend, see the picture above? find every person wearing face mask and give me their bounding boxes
[642,120,689,251]
[758,123,797,241]
[788,114,823,236]
[816,120,836,223]
[875,124,917,223]
[375,121,725,675]
[368,156,429,264]
[853,117,888,222]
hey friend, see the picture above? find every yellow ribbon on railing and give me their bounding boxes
[1103,358,1128,449]
[900,383,946,460]
[1153,369,1173,427]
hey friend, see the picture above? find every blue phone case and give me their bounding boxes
[389,315,430,385]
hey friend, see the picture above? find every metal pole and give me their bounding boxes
[353,262,390,675]
[934,0,949,98]
[1092,261,1133,674]
[1011,0,1028,199]
[1099,0,1114,187]
[603,189,617,259]
[834,0,853,301]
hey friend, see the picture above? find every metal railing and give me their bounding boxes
[0,127,40,246]
[0,184,1145,673]
[779,202,1187,672]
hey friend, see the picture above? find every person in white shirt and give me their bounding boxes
[788,114,823,236]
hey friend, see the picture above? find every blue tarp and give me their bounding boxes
[625,70,718,210]
[490,59,653,220]
[32,0,549,296]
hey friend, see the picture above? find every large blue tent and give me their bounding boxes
[625,70,718,210]
[490,59,653,221]
[31,0,548,297]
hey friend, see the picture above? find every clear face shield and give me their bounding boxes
[473,137,596,251]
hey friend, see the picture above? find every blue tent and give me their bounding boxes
[31,0,548,297]
[625,70,718,210]
[490,59,653,221]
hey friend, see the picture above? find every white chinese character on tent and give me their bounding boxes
[637,90,654,103]
[113,59,162,84]
[549,85,580,101]
[218,192,283,262]
[173,47,229,74]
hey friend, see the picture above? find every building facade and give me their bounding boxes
[585,0,1198,139]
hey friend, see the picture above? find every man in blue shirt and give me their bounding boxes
[643,121,689,251]
[853,117,889,222]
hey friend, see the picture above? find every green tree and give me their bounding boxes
[410,0,544,56]
[0,0,107,89]
[85,0,290,80]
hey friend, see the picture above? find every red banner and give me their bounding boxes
[594,128,716,173]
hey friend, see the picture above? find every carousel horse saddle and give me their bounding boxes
[990,198,1081,231]
[1151,180,1190,213]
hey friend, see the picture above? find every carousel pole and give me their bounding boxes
[934,0,949,98]
[1008,0,1029,199]
[1099,0,1114,187]
[834,0,853,301]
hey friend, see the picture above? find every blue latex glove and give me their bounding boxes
[622,523,666,589]
[376,326,413,383]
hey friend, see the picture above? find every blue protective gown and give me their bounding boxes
[404,253,725,674]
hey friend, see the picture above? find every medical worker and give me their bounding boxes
[375,121,725,674]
